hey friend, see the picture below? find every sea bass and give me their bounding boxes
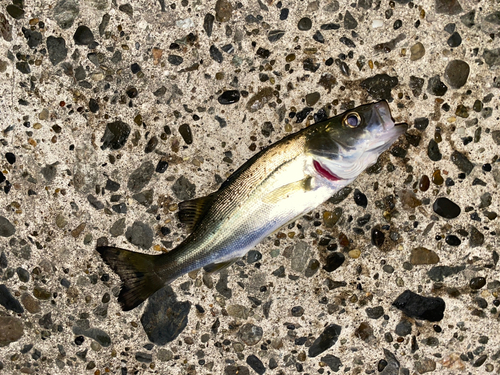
[98,100,407,311]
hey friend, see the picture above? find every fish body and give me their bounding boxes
[98,100,407,310]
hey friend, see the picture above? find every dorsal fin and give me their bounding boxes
[177,193,216,232]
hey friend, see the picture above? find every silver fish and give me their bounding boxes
[98,100,407,310]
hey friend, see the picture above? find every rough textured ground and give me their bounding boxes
[0,0,499,374]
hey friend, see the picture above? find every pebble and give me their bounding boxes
[109,218,126,237]
[485,10,500,25]
[355,322,374,342]
[167,55,183,65]
[447,31,462,47]
[393,290,445,321]
[366,306,384,319]
[72,326,111,347]
[305,92,320,106]
[87,194,104,210]
[268,29,285,42]
[297,17,312,31]
[469,276,486,290]
[360,74,399,100]
[178,124,193,144]
[444,60,469,89]
[414,117,429,131]
[6,4,24,19]
[53,0,79,29]
[433,197,461,219]
[483,48,500,68]
[246,355,266,375]
[469,226,484,247]
[209,45,223,63]
[227,304,249,319]
[323,252,345,272]
[141,286,190,345]
[73,25,94,45]
[427,75,448,96]
[410,42,425,61]
[395,319,412,336]
[0,216,15,237]
[427,265,465,282]
[239,323,263,346]
[432,169,444,185]
[215,0,232,22]
[321,354,342,371]
[132,190,153,207]
[218,90,240,105]
[410,247,439,265]
[0,316,24,346]
[435,0,463,15]
[450,150,474,174]
[427,139,442,161]
[125,221,153,249]
[445,235,461,246]
[100,121,131,150]
[353,189,368,208]
[246,250,262,264]
[127,161,155,193]
[490,130,500,145]
[308,324,342,357]
[415,358,436,373]
[246,87,273,112]
[156,159,169,173]
[344,10,358,29]
[203,13,215,37]
[216,269,232,298]
[46,36,67,65]
[371,228,385,247]
[172,176,196,200]
[0,284,24,313]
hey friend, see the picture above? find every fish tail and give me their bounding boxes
[96,246,170,311]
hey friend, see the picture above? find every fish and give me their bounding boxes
[97,100,407,311]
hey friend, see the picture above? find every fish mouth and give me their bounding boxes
[368,101,408,153]
[313,160,343,181]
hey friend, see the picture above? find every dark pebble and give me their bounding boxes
[392,290,445,321]
[126,86,138,98]
[298,17,312,31]
[371,228,385,247]
[167,54,183,66]
[344,10,358,29]
[140,285,190,344]
[472,178,486,186]
[462,11,476,28]
[303,58,320,72]
[5,153,15,164]
[469,277,486,290]
[0,284,24,313]
[218,90,240,105]
[125,221,153,249]
[340,36,355,48]
[179,124,193,144]
[130,63,141,73]
[395,319,412,336]
[111,203,127,214]
[445,235,461,246]
[261,122,274,137]
[144,136,158,153]
[87,194,104,210]
[73,25,94,45]
[433,197,461,219]
[155,160,168,173]
[246,355,265,375]
[127,161,155,193]
[308,324,342,357]
[100,121,131,150]
[22,28,42,49]
[209,45,223,63]
[444,60,469,89]
[447,32,462,47]
[473,354,487,367]
[16,62,30,74]
[135,352,152,363]
[427,75,448,96]
[272,265,285,278]
[451,150,474,174]
[239,323,263,345]
[313,31,324,43]
[305,259,320,277]
[444,23,456,33]
[321,23,340,30]
[321,354,342,372]
[291,306,304,317]
[267,29,285,42]
[409,75,425,97]
[469,226,484,247]
[247,250,262,264]
[105,179,120,192]
[414,117,429,131]
[427,139,442,161]
[280,8,289,20]
[360,74,399,101]
[366,306,384,319]
[353,189,368,208]
[323,252,345,272]
[203,13,214,37]
[89,98,99,113]
[435,0,463,15]
[6,4,25,19]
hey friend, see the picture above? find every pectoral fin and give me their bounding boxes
[203,258,239,273]
[262,176,312,204]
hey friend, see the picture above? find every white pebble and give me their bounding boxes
[372,19,384,28]
[176,18,194,29]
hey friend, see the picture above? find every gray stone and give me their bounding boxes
[127,161,154,193]
[41,162,57,182]
[172,176,196,201]
[239,323,263,346]
[0,216,15,237]
[101,121,131,150]
[109,218,126,237]
[125,221,153,249]
[53,0,80,29]
[0,316,23,347]
[444,60,470,89]
[291,241,310,272]
[0,284,24,313]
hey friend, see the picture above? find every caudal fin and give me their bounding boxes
[96,246,166,311]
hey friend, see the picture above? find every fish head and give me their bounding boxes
[305,101,407,183]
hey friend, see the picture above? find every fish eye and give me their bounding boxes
[343,112,361,128]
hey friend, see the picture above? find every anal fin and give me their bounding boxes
[203,258,239,273]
